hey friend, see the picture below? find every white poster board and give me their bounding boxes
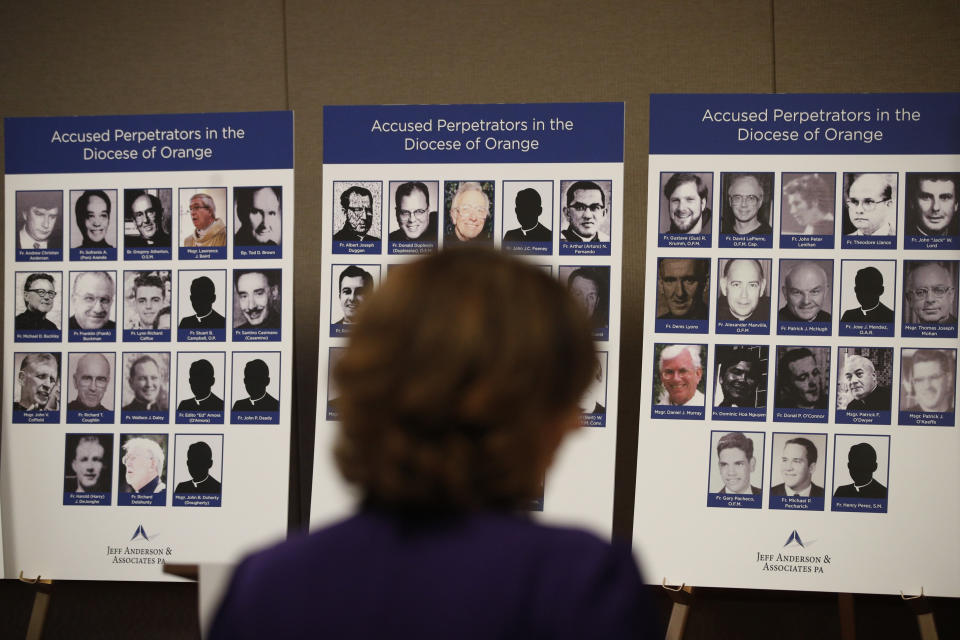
[634,93,960,596]
[2,112,294,580]
[310,103,625,538]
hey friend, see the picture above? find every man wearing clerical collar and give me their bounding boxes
[845,173,896,237]
[122,437,166,494]
[174,441,222,494]
[178,276,226,329]
[840,266,894,323]
[231,359,280,412]
[561,180,609,242]
[67,353,111,412]
[123,355,166,412]
[183,193,227,247]
[177,359,224,411]
[15,273,59,330]
[833,443,887,498]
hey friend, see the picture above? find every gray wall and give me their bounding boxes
[1,1,958,637]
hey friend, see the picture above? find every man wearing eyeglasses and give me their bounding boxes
[844,173,896,236]
[69,271,116,331]
[335,186,380,242]
[389,182,436,243]
[905,261,958,326]
[721,174,772,235]
[183,193,227,247]
[67,353,112,412]
[15,273,59,330]
[561,180,609,242]
[126,191,171,248]
[904,349,955,413]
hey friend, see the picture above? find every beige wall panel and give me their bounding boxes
[774,0,960,91]
[285,0,774,535]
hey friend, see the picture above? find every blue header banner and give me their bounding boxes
[650,93,960,155]
[5,111,293,174]
[323,103,625,164]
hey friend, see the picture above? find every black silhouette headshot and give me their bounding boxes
[504,188,551,241]
[232,358,280,412]
[178,359,224,411]
[840,266,894,322]
[833,442,887,498]
[174,441,222,494]
[179,276,226,329]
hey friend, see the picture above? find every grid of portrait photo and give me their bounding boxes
[9,182,291,508]
[319,175,622,514]
[646,169,959,514]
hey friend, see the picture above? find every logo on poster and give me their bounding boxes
[105,524,172,565]
[754,530,830,574]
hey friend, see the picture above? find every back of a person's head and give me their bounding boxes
[333,247,596,513]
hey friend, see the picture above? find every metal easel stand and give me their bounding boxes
[661,580,695,640]
[18,571,54,640]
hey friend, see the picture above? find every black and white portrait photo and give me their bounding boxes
[68,271,117,341]
[836,348,893,420]
[713,345,768,414]
[123,188,172,257]
[769,432,827,510]
[123,270,172,338]
[14,271,62,339]
[65,352,116,421]
[899,348,957,424]
[560,265,610,340]
[841,172,897,249]
[70,189,118,260]
[388,180,438,252]
[719,172,773,247]
[233,268,282,336]
[120,352,170,418]
[333,182,382,250]
[780,173,836,244]
[904,172,959,249]
[63,433,113,502]
[15,190,63,259]
[12,352,61,421]
[118,433,168,505]
[234,186,282,258]
[559,179,611,255]
[707,431,764,508]
[330,264,378,336]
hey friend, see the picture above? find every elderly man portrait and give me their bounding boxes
[67,353,112,412]
[183,192,227,247]
[334,185,380,242]
[656,258,708,320]
[125,190,171,248]
[445,181,492,244]
[840,353,890,411]
[234,269,281,330]
[178,358,224,411]
[657,344,705,406]
[122,355,167,412]
[777,347,828,410]
[561,180,609,242]
[904,261,957,325]
[14,353,59,412]
[15,273,59,330]
[72,189,114,248]
[840,266,894,322]
[335,265,373,325]
[778,261,831,322]
[121,437,166,494]
[715,432,761,495]
[127,272,170,330]
[782,173,835,235]
[721,173,772,235]
[715,348,762,408]
[903,350,956,413]
[66,435,110,493]
[179,275,226,329]
[16,190,62,251]
[834,442,887,499]
[771,437,824,497]
[235,186,281,246]
[662,173,711,235]
[906,172,958,238]
[717,258,769,322]
[389,181,437,243]
[504,187,551,242]
[844,173,896,236]
[174,440,222,494]
[232,358,280,412]
[69,271,115,331]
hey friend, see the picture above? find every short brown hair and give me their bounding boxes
[333,247,597,512]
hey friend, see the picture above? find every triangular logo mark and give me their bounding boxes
[783,530,805,547]
[131,524,150,541]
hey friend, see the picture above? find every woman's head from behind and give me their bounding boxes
[334,247,597,512]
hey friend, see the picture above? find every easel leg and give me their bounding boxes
[902,591,939,640]
[837,592,855,640]
[19,574,54,640]
[662,583,695,640]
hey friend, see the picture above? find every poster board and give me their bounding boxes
[310,103,625,537]
[634,93,960,596]
[2,112,294,580]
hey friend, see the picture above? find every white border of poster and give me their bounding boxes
[634,93,960,596]
[310,103,625,538]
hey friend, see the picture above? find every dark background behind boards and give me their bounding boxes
[1,1,958,638]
